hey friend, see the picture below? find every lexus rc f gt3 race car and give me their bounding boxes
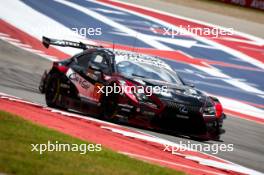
[39,36,226,140]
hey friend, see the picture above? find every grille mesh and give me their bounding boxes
[166,101,200,113]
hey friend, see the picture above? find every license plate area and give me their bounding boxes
[176,114,189,119]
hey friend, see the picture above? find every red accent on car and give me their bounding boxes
[53,62,69,74]
[123,80,139,104]
[215,102,223,118]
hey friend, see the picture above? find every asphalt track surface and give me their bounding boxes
[0,39,264,172]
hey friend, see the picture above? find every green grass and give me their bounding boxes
[0,110,184,175]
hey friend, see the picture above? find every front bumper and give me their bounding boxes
[112,97,226,139]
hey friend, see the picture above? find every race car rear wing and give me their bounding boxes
[42,36,103,50]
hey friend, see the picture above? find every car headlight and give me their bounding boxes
[134,89,148,101]
[153,89,172,98]
[134,88,158,108]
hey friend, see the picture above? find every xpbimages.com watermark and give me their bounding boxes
[96,83,168,97]
[31,141,102,155]
[162,25,234,38]
[163,141,234,155]
[30,26,102,38]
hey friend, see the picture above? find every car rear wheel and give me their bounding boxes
[45,74,61,108]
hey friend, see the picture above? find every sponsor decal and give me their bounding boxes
[69,72,90,90]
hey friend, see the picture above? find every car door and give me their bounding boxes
[86,52,111,102]
[67,51,110,103]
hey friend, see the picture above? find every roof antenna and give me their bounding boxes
[112,40,115,52]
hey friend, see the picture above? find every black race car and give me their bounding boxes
[39,36,225,140]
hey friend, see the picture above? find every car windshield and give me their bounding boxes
[116,59,183,85]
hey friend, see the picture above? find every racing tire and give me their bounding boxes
[45,73,61,108]
[101,93,118,121]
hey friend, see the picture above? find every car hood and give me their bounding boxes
[130,77,207,107]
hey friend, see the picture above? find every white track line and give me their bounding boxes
[120,152,226,175]
[0,36,20,42]
[0,32,10,37]
[7,41,32,48]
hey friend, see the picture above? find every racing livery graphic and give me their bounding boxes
[40,36,226,140]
